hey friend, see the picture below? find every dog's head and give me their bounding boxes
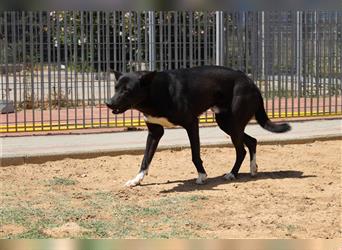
[106,71,157,114]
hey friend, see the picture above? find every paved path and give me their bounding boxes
[1,119,341,166]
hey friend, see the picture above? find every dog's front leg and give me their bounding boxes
[125,123,164,187]
[185,121,208,184]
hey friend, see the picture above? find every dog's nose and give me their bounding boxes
[105,100,112,109]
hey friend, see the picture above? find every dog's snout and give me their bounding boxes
[105,100,113,108]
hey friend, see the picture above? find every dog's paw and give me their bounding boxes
[125,179,140,187]
[250,163,258,177]
[124,171,145,187]
[196,173,207,185]
[224,172,236,181]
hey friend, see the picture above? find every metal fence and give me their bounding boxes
[0,11,341,133]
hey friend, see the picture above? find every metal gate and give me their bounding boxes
[0,11,341,133]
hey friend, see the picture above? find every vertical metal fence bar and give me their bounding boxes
[120,11,124,73]
[197,13,200,66]
[10,12,18,131]
[81,11,86,128]
[174,12,179,69]
[85,12,90,107]
[113,11,118,127]
[340,12,342,114]
[137,12,142,71]
[137,12,141,125]
[273,12,276,116]
[148,11,155,71]
[233,11,237,68]
[103,11,107,125]
[69,12,73,125]
[315,12,320,115]
[128,11,132,72]
[90,11,95,128]
[4,12,10,132]
[182,12,186,68]
[73,11,78,129]
[20,11,27,132]
[328,12,332,114]
[277,12,281,117]
[336,12,340,114]
[264,12,269,114]
[238,12,243,70]
[263,12,268,114]
[63,11,69,129]
[158,12,163,70]
[163,12,167,69]
[101,12,106,109]
[203,12,208,65]
[39,11,44,130]
[244,12,248,74]
[323,12,327,115]
[189,11,193,67]
[121,12,126,125]
[251,12,254,77]
[17,12,22,127]
[284,11,289,117]
[215,11,223,66]
[168,12,172,69]
[296,11,301,116]
[47,12,52,130]
[97,11,102,127]
[302,11,308,116]
[310,11,314,116]
[128,11,134,126]
[56,12,62,129]
[106,11,110,127]
[29,12,36,131]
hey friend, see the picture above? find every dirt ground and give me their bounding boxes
[1,140,341,239]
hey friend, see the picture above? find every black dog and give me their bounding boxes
[106,66,291,187]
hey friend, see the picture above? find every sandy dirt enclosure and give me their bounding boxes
[1,140,341,238]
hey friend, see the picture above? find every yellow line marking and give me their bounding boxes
[1,111,341,133]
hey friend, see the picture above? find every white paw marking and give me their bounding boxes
[224,172,236,181]
[125,171,146,187]
[196,173,207,185]
[250,153,258,176]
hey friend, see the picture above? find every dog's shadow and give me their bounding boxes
[140,170,316,193]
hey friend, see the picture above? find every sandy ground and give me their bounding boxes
[1,140,341,239]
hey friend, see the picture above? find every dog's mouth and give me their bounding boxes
[110,105,131,114]
[112,108,122,114]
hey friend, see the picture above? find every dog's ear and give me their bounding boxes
[139,71,157,87]
[113,70,122,80]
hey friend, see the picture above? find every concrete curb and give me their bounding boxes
[1,133,341,167]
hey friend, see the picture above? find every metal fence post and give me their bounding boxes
[148,11,156,71]
[216,11,224,66]
[261,11,265,80]
[296,11,303,96]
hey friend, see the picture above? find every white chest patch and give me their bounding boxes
[144,115,176,128]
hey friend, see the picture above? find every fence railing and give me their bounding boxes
[0,11,341,133]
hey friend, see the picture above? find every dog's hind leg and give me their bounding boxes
[224,130,247,180]
[244,133,258,176]
[184,120,207,184]
[216,113,248,180]
[125,123,164,187]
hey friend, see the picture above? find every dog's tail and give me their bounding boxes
[255,92,291,133]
